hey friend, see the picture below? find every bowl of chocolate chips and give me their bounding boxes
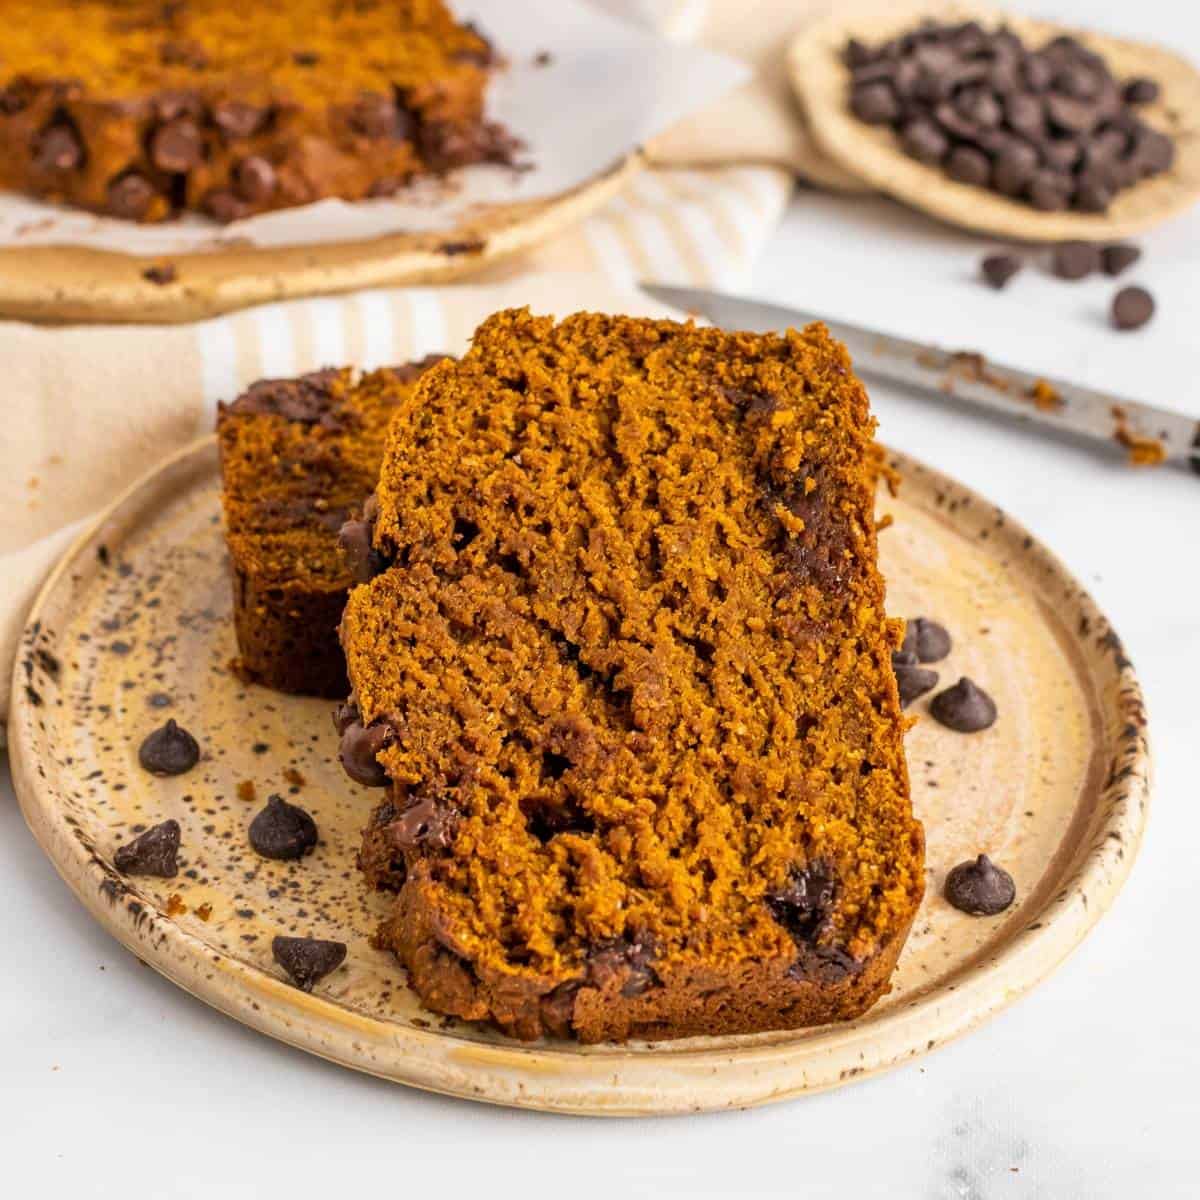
[788,2,1200,239]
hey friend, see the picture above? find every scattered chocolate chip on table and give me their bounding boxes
[1051,240,1101,280]
[1101,242,1141,275]
[1111,285,1155,330]
[981,251,1022,288]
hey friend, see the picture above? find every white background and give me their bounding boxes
[2,1,1198,1195]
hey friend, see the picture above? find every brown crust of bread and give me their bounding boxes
[381,859,921,1044]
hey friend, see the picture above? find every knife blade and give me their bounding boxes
[641,283,1199,474]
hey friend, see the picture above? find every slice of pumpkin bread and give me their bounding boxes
[340,309,924,1043]
[217,356,445,697]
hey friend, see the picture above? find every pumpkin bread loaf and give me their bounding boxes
[0,0,512,222]
[340,309,924,1043]
[217,356,446,697]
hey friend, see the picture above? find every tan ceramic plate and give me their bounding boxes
[788,3,1200,241]
[0,155,640,325]
[8,437,1149,1115]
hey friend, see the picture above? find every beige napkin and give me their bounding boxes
[0,0,856,722]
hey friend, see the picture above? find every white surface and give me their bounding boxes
[3,2,1199,1196]
[0,0,745,254]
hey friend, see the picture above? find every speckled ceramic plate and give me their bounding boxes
[8,437,1149,1115]
[0,155,640,325]
[788,3,1200,242]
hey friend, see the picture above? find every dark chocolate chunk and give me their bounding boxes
[212,99,268,139]
[150,118,204,173]
[1111,286,1154,331]
[1101,242,1141,276]
[850,81,900,125]
[349,94,412,141]
[138,718,200,775]
[1003,91,1045,139]
[900,118,949,164]
[337,515,384,583]
[1051,240,1101,280]
[586,931,659,997]
[895,663,939,707]
[271,936,346,991]
[248,794,318,860]
[386,796,458,851]
[902,617,952,662]
[36,123,84,172]
[1073,178,1112,213]
[1027,169,1072,211]
[114,819,181,877]
[107,172,157,220]
[946,145,991,186]
[202,188,250,224]
[929,677,997,732]
[234,155,276,203]
[338,719,394,787]
[944,854,1015,915]
[766,862,836,943]
[1123,77,1160,105]
[142,263,177,285]
[991,144,1038,196]
[980,252,1021,289]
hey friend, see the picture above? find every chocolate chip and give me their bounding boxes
[1073,178,1112,213]
[981,252,1021,289]
[138,718,200,775]
[929,677,997,732]
[337,516,384,583]
[766,863,837,943]
[292,50,321,67]
[586,932,659,996]
[1111,286,1154,331]
[248,794,318,860]
[234,155,276,202]
[332,698,360,736]
[850,81,900,124]
[944,854,1015,915]
[107,172,157,220]
[35,123,84,172]
[992,145,1038,197]
[1051,240,1101,280]
[946,145,991,186]
[143,263,177,285]
[349,94,411,140]
[150,117,203,173]
[212,99,268,139]
[1129,125,1174,175]
[895,663,939,707]
[338,720,394,787]
[1123,77,1160,105]
[114,819,181,877]
[899,118,948,164]
[386,797,458,851]
[1101,243,1141,276]
[271,936,346,991]
[1027,169,1072,211]
[202,188,250,224]
[902,617,952,662]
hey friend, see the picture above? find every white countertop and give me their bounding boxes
[3,3,1198,1195]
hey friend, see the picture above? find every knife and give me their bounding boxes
[642,283,1199,474]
